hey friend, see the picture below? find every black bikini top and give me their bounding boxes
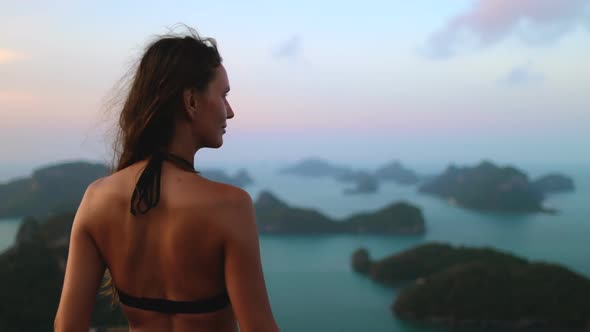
[119,151,230,313]
[117,287,230,314]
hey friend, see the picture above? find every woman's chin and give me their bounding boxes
[212,137,224,149]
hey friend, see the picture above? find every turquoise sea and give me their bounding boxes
[1,162,589,332]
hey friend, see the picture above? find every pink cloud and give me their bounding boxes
[423,0,590,58]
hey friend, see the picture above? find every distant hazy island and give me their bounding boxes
[254,191,425,234]
[0,213,126,331]
[532,173,575,194]
[199,168,254,188]
[338,171,379,195]
[0,161,254,219]
[352,243,590,330]
[0,161,109,219]
[279,158,380,194]
[279,158,423,194]
[374,160,421,185]
[279,158,353,178]
[417,160,574,214]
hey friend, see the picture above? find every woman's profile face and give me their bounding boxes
[193,64,234,148]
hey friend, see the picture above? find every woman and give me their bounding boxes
[54,27,280,332]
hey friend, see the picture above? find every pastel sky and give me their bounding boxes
[1,0,589,178]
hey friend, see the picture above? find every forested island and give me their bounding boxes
[255,191,425,234]
[417,161,575,214]
[352,243,590,330]
[0,213,126,331]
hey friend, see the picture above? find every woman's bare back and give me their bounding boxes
[86,161,246,331]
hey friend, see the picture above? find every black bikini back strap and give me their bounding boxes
[117,288,230,314]
[130,152,198,216]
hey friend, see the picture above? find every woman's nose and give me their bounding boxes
[226,102,235,119]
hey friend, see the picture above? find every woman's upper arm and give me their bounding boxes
[223,188,279,332]
[54,181,107,331]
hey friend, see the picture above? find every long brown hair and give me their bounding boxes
[102,25,222,306]
[111,25,222,172]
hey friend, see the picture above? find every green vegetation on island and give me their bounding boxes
[352,242,525,285]
[532,173,575,194]
[0,213,126,332]
[278,158,353,178]
[255,191,425,234]
[374,160,421,185]
[352,243,590,330]
[418,160,549,214]
[0,161,108,219]
[339,171,379,195]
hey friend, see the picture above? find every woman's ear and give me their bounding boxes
[183,88,198,119]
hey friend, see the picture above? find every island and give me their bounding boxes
[254,190,425,234]
[532,173,575,194]
[0,213,127,331]
[278,157,353,177]
[200,168,254,187]
[418,160,550,214]
[374,160,421,185]
[352,242,525,285]
[279,158,380,194]
[0,161,108,219]
[352,243,590,330]
[339,171,379,195]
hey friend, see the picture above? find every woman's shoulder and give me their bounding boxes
[77,163,146,217]
[83,171,127,202]
[196,177,254,211]
[189,177,255,227]
[89,161,152,200]
[75,174,128,224]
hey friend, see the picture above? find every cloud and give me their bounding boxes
[499,61,544,86]
[422,0,590,59]
[273,35,303,60]
[0,49,28,64]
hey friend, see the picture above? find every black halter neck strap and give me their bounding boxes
[130,152,198,216]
